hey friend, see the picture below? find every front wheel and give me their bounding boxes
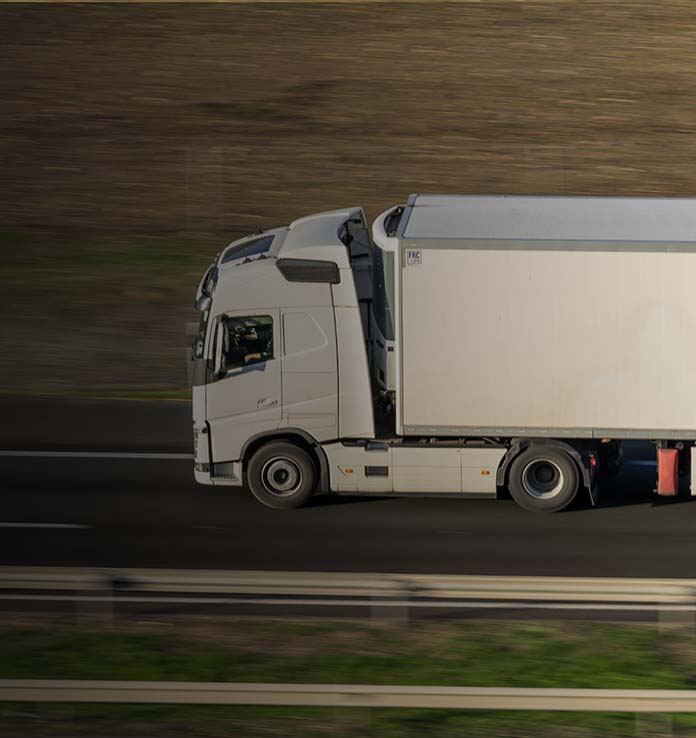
[507,446,579,512]
[247,441,317,509]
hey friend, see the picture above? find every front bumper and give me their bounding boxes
[194,466,212,485]
[193,421,212,485]
[193,420,244,487]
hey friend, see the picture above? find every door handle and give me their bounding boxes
[257,397,278,408]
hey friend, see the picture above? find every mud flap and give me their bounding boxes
[588,479,600,507]
[657,448,678,496]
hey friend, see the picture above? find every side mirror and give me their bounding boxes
[192,336,205,359]
[194,294,212,312]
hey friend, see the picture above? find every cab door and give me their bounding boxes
[206,309,281,463]
[281,307,338,440]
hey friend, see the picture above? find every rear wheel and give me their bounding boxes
[247,441,317,509]
[508,446,579,512]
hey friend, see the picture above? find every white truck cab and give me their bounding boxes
[192,207,379,507]
[193,195,696,511]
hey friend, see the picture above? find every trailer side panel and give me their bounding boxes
[399,242,696,437]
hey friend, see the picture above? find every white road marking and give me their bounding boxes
[0,451,192,460]
[0,523,90,529]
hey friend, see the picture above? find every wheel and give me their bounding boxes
[507,446,579,512]
[247,441,317,509]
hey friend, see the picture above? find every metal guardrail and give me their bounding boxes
[3,680,696,712]
[2,567,696,610]
[2,569,694,729]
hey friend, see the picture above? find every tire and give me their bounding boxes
[507,445,579,513]
[247,441,317,509]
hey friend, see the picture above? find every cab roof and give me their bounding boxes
[277,206,362,267]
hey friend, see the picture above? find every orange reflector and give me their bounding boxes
[481,469,490,476]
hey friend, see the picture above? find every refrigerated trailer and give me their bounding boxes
[191,194,696,512]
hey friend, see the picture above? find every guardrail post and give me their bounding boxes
[75,575,103,625]
[657,594,695,633]
[370,596,408,627]
[370,580,409,628]
[634,712,673,737]
[99,575,115,625]
[76,574,126,625]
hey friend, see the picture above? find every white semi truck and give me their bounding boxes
[192,194,696,512]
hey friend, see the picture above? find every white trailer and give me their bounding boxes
[192,195,696,512]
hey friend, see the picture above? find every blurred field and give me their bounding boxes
[3,1,696,393]
[1,230,224,394]
[3,615,696,736]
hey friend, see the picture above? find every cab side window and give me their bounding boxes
[221,315,273,371]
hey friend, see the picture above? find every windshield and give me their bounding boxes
[220,234,274,265]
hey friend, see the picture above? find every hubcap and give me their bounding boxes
[261,457,302,495]
[521,459,564,499]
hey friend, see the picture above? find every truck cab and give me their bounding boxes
[192,207,379,504]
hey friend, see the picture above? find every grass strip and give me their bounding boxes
[1,616,696,736]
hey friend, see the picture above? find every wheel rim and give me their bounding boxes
[521,459,564,499]
[261,457,303,496]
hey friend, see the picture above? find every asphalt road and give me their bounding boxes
[0,396,192,453]
[1,398,694,578]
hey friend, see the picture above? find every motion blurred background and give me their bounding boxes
[3,0,695,397]
[5,4,696,737]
